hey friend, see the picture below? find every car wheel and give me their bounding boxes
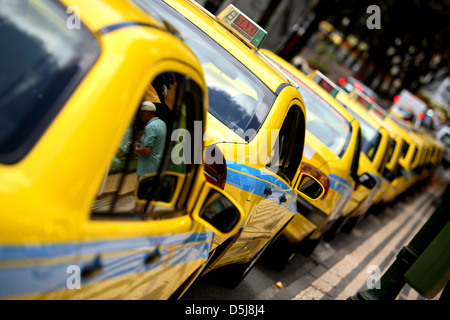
[323,216,345,242]
[297,234,323,257]
[263,236,296,271]
[219,238,273,289]
[341,216,358,234]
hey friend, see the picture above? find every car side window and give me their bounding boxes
[350,127,362,180]
[378,137,391,174]
[0,0,99,164]
[90,72,203,218]
[267,105,305,183]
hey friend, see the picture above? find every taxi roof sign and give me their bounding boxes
[349,90,373,110]
[308,70,340,98]
[217,4,267,50]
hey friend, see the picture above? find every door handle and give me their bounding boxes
[81,255,103,279]
[263,186,273,196]
[279,194,287,204]
[144,247,162,265]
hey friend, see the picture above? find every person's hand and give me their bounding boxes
[134,142,140,152]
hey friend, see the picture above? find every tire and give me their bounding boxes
[218,238,274,289]
[263,236,296,271]
[297,234,323,257]
[323,216,345,242]
[215,217,295,288]
[341,216,358,234]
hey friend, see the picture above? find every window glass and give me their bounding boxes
[350,127,362,179]
[386,138,396,163]
[91,73,203,218]
[267,106,304,182]
[296,81,351,157]
[0,0,99,163]
[345,108,382,161]
[400,140,409,159]
[132,0,275,142]
[411,147,418,166]
[441,133,450,146]
[378,138,390,173]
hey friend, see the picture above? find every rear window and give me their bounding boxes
[296,82,351,158]
[132,0,275,142]
[0,0,99,163]
[387,138,396,163]
[346,108,382,161]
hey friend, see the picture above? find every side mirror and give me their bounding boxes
[192,184,244,238]
[134,172,185,207]
[358,172,377,189]
[297,173,325,201]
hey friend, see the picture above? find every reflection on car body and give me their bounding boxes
[257,52,376,263]
[134,0,326,287]
[0,0,244,300]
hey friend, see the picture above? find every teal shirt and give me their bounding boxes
[137,117,167,177]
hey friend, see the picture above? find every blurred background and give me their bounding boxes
[197,0,450,125]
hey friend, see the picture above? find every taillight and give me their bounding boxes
[203,145,227,189]
[300,162,329,199]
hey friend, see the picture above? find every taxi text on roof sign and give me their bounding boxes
[309,70,340,98]
[217,4,267,50]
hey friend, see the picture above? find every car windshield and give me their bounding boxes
[133,0,275,142]
[296,81,351,157]
[393,105,414,120]
[346,108,382,161]
[0,0,99,164]
[441,133,450,146]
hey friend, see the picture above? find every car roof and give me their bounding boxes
[162,0,292,93]
[61,0,165,33]
[337,92,387,132]
[259,49,356,125]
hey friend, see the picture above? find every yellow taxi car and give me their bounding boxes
[376,122,406,204]
[408,130,427,188]
[258,52,376,264]
[302,72,382,237]
[423,131,446,173]
[383,108,440,192]
[367,108,404,204]
[137,0,325,287]
[331,89,392,230]
[410,130,432,185]
[383,116,420,197]
[337,90,391,201]
[421,131,444,179]
[0,0,245,299]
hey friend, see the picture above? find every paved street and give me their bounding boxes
[182,167,450,300]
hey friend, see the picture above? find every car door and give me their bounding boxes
[216,101,304,264]
[66,71,241,300]
[343,126,367,215]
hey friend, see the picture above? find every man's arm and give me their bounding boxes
[137,146,152,156]
[135,143,152,156]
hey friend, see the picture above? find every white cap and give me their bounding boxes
[140,101,156,112]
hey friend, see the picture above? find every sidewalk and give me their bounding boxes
[287,171,449,300]
[181,168,449,300]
